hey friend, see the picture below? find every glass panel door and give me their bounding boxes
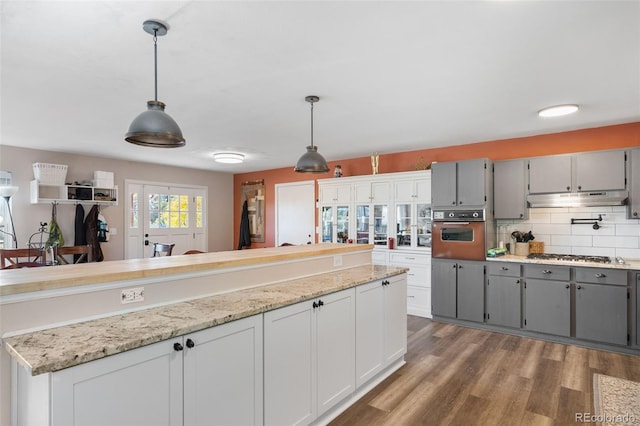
[416,203,432,248]
[373,204,388,246]
[396,203,411,247]
[356,205,370,244]
[321,206,333,242]
[336,205,349,243]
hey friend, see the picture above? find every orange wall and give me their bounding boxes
[234,122,640,249]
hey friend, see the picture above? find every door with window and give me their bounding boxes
[126,181,207,259]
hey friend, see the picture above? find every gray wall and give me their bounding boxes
[0,145,234,258]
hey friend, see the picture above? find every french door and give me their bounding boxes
[125,181,207,259]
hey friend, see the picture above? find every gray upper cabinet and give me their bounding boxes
[432,159,489,208]
[528,155,572,194]
[575,150,626,192]
[493,159,528,219]
[528,150,627,194]
[630,149,640,219]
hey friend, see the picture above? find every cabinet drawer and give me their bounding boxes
[404,266,429,288]
[487,262,521,278]
[389,252,429,265]
[372,251,387,265]
[524,264,570,281]
[407,285,430,314]
[575,267,628,286]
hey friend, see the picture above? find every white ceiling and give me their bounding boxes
[1,1,639,174]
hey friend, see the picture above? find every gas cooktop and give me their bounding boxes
[526,253,611,263]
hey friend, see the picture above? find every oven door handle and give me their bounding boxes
[441,222,470,225]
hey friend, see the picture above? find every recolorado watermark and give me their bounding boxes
[576,412,637,424]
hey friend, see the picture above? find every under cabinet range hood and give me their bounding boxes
[526,190,629,208]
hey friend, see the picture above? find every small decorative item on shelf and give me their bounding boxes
[414,156,432,171]
[333,164,343,178]
[371,152,379,174]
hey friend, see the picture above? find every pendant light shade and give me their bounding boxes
[295,95,329,173]
[125,19,185,148]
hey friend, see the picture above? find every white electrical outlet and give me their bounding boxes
[121,287,144,304]
[333,255,343,267]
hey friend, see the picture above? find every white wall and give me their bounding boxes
[497,205,640,260]
[0,145,235,258]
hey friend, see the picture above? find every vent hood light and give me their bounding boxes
[538,104,579,118]
[527,191,628,208]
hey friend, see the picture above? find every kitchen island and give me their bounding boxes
[1,243,408,426]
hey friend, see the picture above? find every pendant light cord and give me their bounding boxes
[153,30,158,102]
[310,100,314,148]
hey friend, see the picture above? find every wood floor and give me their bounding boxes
[331,316,640,426]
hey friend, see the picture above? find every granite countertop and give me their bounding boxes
[3,264,407,376]
[486,254,640,270]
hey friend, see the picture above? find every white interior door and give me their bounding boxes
[275,181,315,246]
[125,181,207,259]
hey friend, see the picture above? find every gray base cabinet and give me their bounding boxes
[487,277,521,329]
[575,283,627,345]
[432,259,484,321]
[431,259,457,318]
[524,278,570,337]
[575,267,628,346]
[630,149,640,219]
[456,262,485,322]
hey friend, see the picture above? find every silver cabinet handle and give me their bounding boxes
[542,269,552,274]
[501,266,509,271]
[595,273,606,278]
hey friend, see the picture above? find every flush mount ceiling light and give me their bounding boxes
[294,95,330,173]
[538,104,579,118]
[214,152,245,164]
[125,19,185,148]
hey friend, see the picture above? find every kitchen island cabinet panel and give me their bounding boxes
[264,288,356,425]
[48,337,183,426]
[355,275,407,388]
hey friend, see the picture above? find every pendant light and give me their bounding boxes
[294,95,330,173]
[125,19,185,148]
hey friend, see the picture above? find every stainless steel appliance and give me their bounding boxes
[432,209,493,260]
[526,253,612,263]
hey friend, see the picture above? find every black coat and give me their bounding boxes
[84,205,104,262]
[238,200,251,250]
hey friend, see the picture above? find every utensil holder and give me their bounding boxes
[515,242,529,256]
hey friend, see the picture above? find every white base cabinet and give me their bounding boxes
[13,315,263,426]
[13,276,407,426]
[264,288,355,426]
[355,275,407,388]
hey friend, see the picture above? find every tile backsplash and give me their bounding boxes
[496,206,640,260]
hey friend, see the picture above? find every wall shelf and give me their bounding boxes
[30,180,118,206]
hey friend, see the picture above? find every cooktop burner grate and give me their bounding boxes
[526,253,611,263]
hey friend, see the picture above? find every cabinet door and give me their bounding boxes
[494,159,528,219]
[319,183,351,204]
[629,149,640,219]
[414,178,431,202]
[524,279,570,336]
[575,150,626,192]
[384,275,408,364]
[355,280,385,387]
[51,338,183,426]
[316,289,355,416]
[575,283,627,346]
[355,181,390,203]
[431,162,457,207]
[371,181,391,202]
[183,315,263,426]
[393,180,415,202]
[528,156,572,194]
[355,204,371,244]
[487,275,521,328]
[431,259,457,318]
[457,159,486,207]
[264,300,315,426]
[456,261,485,322]
[320,205,334,243]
